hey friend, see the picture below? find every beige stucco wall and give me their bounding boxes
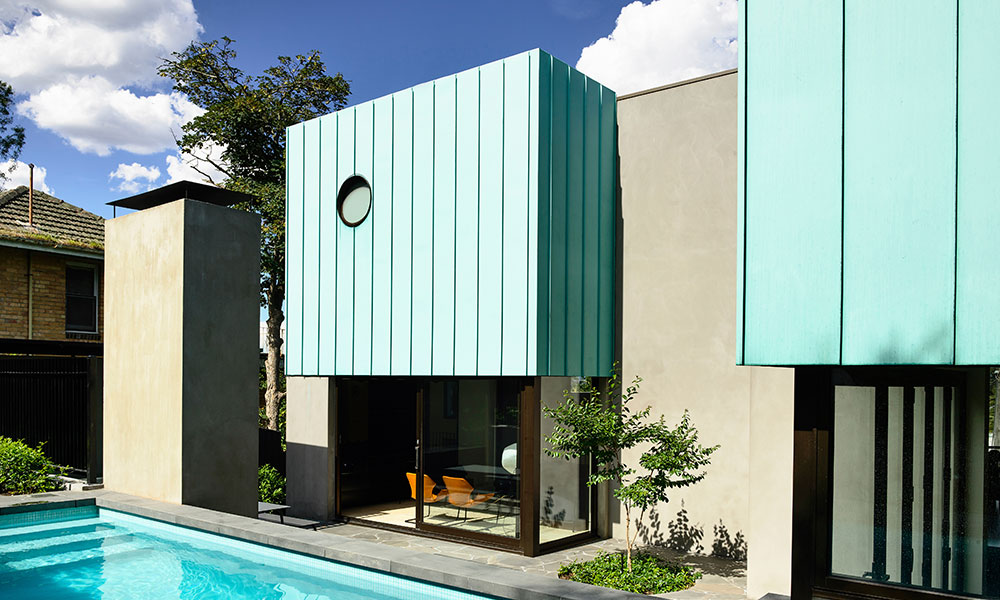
[104,199,260,517]
[617,72,794,598]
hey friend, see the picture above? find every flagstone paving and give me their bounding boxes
[312,520,747,599]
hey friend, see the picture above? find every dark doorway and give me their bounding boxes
[337,378,419,527]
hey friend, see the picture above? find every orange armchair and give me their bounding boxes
[406,473,446,516]
[441,475,494,520]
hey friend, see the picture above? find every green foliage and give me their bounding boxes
[258,464,286,504]
[558,552,701,595]
[0,80,26,185]
[0,437,64,495]
[544,364,718,571]
[158,36,350,305]
[159,38,350,432]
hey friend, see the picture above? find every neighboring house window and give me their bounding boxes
[66,266,98,333]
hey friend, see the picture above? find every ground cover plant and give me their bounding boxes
[0,436,63,494]
[258,464,286,504]
[544,365,718,576]
[558,551,701,595]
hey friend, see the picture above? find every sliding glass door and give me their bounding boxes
[417,379,523,543]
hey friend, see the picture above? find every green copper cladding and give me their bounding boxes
[739,0,1000,366]
[286,49,617,377]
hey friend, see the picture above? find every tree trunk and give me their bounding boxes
[624,503,633,573]
[264,282,285,431]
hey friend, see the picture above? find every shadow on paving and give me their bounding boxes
[641,545,747,579]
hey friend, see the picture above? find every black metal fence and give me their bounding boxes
[0,356,101,478]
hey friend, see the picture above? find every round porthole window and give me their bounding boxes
[337,175,372,227]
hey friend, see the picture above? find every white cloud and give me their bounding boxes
[0,160,52,194]
[0,1,203,155]
[18,75,202,156]
[109,161,161,193]
[165,142,228,185]
[0,0,201,94]
[576,0,738,95]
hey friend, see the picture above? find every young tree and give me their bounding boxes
[159,38,350,430]
[544,367,719,573]
[0,80,26,185]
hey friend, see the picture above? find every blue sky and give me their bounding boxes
[0,0,737,220]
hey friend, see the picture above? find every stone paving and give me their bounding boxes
[313,521,747,599]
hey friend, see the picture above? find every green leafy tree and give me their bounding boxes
[544,367,719,573]
[0,80,26,185]
[159,38,350,430]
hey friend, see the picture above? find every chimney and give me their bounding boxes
[27,163,34,227]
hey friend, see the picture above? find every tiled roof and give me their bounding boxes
[0,186,104,253]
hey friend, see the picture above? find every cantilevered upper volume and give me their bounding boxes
[738,1,1000,366]
[286,49,617,377]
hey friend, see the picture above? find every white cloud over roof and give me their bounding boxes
[575,0,737,95]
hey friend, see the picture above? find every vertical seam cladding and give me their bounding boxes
[740,0,749,366]
[350,108,357,376]
[331,112,340,375]
[409,88,415,376]
[500,60,506,376]
[370,103,376,374]
[389,96,395,375]
[476,67,481,376]
[839,0,846,365]
[952,0,959,365]
[430,81,436,374]
[596,81,602,376]
[526,54,532,377]
[563,62,570,376]
[452,74,458,376]
[546,54,554,377]
[580,75,587,377]
[316,117,322,375]
[300,123,306,373]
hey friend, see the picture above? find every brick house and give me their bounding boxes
[0,185,104,354]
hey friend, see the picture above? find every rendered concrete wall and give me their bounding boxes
[617,72,794,599]
[286,376,337,520]
[104,199,259,517]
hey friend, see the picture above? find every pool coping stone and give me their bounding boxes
[0,490,647,600]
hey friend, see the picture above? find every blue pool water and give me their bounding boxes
[0,507,493,600]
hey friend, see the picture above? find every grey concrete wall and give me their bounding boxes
[286,376,337,520]
[617,72,795,599]
[104,199,259,517]
[179,200,260,517]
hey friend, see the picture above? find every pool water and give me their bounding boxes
[0,507,493,600]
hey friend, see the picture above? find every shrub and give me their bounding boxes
[0,437,64,495]
[558,551,701,595]
[258,464,286,504]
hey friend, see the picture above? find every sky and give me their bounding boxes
[0,0,737,219]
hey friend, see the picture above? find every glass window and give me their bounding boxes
[539,377,591,544]
[830,377,993,596]
[422,379,521,538]
[65,266,97,333]
[337,175,371,227]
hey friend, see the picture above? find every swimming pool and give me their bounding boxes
[0,506,496,600]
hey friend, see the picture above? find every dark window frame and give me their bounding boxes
[792,366,980,600]
[65,264,98,334]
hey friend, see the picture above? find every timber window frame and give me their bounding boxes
[65,264,98,334]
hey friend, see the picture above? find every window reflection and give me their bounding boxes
[830,376,997,596]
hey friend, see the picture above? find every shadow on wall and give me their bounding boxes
[638,503,747,563]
